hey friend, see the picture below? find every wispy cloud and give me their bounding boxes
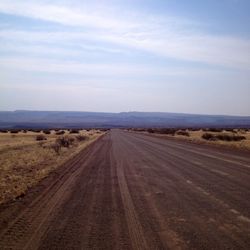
[0,57,209,77]
[1,0,249,115]
[0,1,137,30]
[0,0,249,70]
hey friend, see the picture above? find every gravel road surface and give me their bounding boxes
[0,130,250,249]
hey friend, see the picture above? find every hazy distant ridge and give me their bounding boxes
[0,111,250,129]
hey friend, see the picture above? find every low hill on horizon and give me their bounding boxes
[0,110,250,129]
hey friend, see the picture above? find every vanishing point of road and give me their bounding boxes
[0,130,250,249]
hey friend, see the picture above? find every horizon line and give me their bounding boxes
[0,110,249,118]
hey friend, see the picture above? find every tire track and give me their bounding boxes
[0,130,250,249]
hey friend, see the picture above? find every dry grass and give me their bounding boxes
[0,129,104,204]
[168,129,250,150]
[131,128,250,151]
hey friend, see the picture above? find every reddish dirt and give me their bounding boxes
[0,129,250,249]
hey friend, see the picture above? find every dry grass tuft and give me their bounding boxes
[177,130,250,150]
[36,134,47,141]
[176,130,190,137]
[132,128,250,151]
[0,129,104,204]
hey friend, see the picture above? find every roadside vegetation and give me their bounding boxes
[202,133,245,141]
[128,128,250,150]
[0,129,105,204]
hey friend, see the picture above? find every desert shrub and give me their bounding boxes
[51,143,61,155]
[187,128,200,131]
[69,129,79,134]
[56,136,75,148]
[30,129,41,133]
[36,134,47,141]
[56,137,69,147]
[133,128,147,132]
[204,128,223,133]
[132,128,145,132]
[176,130,190,137]
[99,128,110,132]
[216,134,231,141]
[10,130,19,134]
[224,128,234,132]
[68,137,75,144]
[156,128,177,135]
[56,130,65,135]
[147,128,154,133]
[76,135,88,141]
[237,129,245,134]
[216,134,230,141]
[202,133,246,142]
[43,130,51,134]
[216,134,246,141]
[0,129,8,133]
[225,129,238,133]
[202,133,215,140]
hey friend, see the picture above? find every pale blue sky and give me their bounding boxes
[0,0,249,115]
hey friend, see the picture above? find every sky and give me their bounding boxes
[0,0,250,116]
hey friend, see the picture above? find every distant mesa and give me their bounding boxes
[0,110,249,129]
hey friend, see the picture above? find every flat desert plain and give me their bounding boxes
[0,129,249,249]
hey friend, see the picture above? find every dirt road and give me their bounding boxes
[0,129,250,249]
